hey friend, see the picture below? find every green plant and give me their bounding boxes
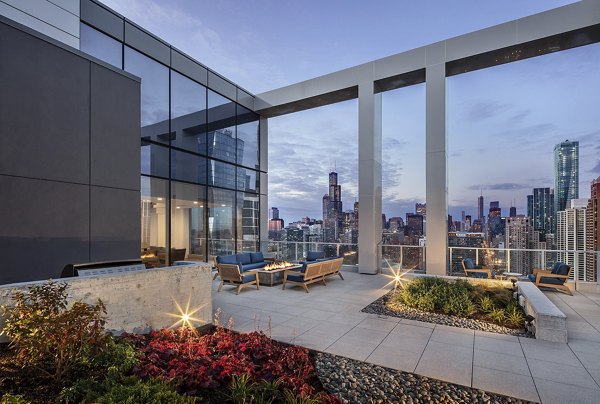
[1,281,108,381]
[488,308,506,323]
[227,373,284,404]
[282,389,322,404]
[478,296,495,312]
[506,307,525,328]
[228,373,255,403]
[1,394,29,404]
[86,338,139,374]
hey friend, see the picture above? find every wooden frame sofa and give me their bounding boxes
[527,262,572,295]
[215,263,260,295]
[461,258,492,279]
[282,257,344,293]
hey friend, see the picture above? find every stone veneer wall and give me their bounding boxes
[0,263,212,341]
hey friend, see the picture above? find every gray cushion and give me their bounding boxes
[286,273,305,282]
[527,274,536,282]
[241,273,257,284]
[470,271,488,279]
[539,276,565,285]
[250,252,264,263]
[242,262,266,271]
[550,262,562,274]
[217,255,237,265]
[555,263,570,276]
[236,253,252,265]
[306,251,325,261]
[463,258,475,269]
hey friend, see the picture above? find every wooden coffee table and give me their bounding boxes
[257,264,302,286]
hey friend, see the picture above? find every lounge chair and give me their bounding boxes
[216,263,260,295]
[527,262,572,295]
[461,258,492,279]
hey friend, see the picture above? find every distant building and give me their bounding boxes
[465,215,472,231]
[286,227,305,243]
[388,217,404,232]
[509,206,517,217]
[478,195,485,225]
[586,178,600,282]
[405,213,424,245]
[487,207,503,246]
[448,232,485,274]
[271,207,280,220]
[323,171,343,242]
[557,199,589,281]
[527,188,555,240]
[554,140,579,214]
[472,219,483,233]
[415,203,426,218]
[505,215,533,274]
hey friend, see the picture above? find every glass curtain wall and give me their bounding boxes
[80,22,262,265]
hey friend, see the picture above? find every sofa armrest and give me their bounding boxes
[533,268,551,276]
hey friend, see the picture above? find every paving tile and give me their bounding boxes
[430,327,474,348]
[415,341,472,387]
[280,316,322,333]
[473,348,530,376]
[399,318,436,328]
[356,317,399,332]
[535,378,600,404]
[293,330,343,352]
[568,339,600,355]
[325,340,376,361]
[391,323,434,339]
[520,340,582,367]
[528,358,598,389]
[472,366,539,402]
[367,346,421,373]
[379,332,429,354]
[269,324,303,344]
[474,329,521,341]
[367,313,402,323]
[474,335,523,356]
[309,321,356,336]
[299,308,337,321]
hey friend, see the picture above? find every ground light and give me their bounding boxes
[381,258,414,290]
[167,297,207,329]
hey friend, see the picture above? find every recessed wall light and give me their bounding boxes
[157,197,163,201]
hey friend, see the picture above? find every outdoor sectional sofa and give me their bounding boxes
[214,252,275,294]
[282,257,344,293]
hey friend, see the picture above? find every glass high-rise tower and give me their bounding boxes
[554,140,579,213]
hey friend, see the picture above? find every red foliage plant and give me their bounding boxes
[128,327,335,401]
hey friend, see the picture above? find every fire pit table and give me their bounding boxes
[257,262,303,286]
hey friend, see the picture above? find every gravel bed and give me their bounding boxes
[362,290,532,338]
[316,352,535,404]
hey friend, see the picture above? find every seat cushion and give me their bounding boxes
[217,255,238,265]
[463,258,475,269]
[241,273,257,284]
[539,276,565,285]
[306,251,325,261]
[555,263,570,276]
[527,274,536,282]
[250,252,264,263]
[236,253,252,265]
[286,273,305,283]
[242,262,266,271]
[470,271,488,279]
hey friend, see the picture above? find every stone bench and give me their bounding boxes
[517,281,567,343]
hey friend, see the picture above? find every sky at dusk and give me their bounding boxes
[100,0,600,222]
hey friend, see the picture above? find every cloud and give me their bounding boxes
[589,161,600,175]
[467,101,511,122]
[468,183,532,191]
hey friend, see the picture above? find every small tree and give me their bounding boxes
[1,281,108,381]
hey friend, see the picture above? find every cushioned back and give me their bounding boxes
[217,255,237,265]
[250,252,264,263]
[306,251,325,261]
[236,253,252,265]
[551,262,562,274]
[555,263,570,276]
[463,258,475,269]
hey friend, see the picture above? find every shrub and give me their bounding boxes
[478,296,495,313]
[131,327,334,401]
[488,308,506,323]
[1,281,108,381]
[1,394,29,404]
[506,307,525,328]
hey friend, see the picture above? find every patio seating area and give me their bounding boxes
[213,270,600,404]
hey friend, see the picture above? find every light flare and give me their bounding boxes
[167,296,207,329]
[381,258,414,290]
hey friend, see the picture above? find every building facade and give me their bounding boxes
[557,199,589,281]
[586,178,600,282]
[554,140,579,214]
[505,216,533,274]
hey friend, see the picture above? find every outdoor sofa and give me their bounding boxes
[214,252,274,294]
[282,257,344,293]
[527,262,572,295]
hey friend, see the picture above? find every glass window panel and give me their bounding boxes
[80,23,122,68]
[141,176,168,266]
[207,90,236,163]
[238,192,260,252]
[171,181,206,261]
[125,47,169,144]
[171,71,207,154]
[141,141,169,178]
[171,149,207,184]
[236,106,260,170]
[208,188,236,256]
[208,159,236,189]
[237,167,259,193]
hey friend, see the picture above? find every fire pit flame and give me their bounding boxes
[263,261,294,271]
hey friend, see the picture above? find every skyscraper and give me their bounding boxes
[586,177,600,282]
[509,206,517,217]
[323,171,343,242]
[271,207,280,220]
[505,215,533,274]
[527,188,555,238]
[554,140,579,213]
[478,194,484,224]
[557,199,588,281]
[415,203,426,218]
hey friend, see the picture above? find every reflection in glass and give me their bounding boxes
[237,168,259,193]
[208,188,236,256]
[207,90,236,163]
[236,106,260,170]
[80,23,122,68]
[238,192,260,252]
[208,159,236,189]
[171,71,207,154]
[141,141,169,178]
[171,149,207,185]
[171,182,206,261]
[141,176,168,267]
[125,47,169,144]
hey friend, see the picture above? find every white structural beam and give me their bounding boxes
[358,80,382,274]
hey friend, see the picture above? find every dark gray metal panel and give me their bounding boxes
[90,186,140,262]
[81,0,124,41]
[90,63,141,190]
[237,88,255,111]
[0,175,90,285]
[171,48,208,86]
[124,21,170,65]
[0,22,90,184]
[208,71,237,101]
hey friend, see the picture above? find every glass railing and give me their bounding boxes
[448,246,599,282]
[379,244,426,273]
[261,241,359,266]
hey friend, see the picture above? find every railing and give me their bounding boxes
[448,246,600,282]
[262,241,359,266]
[379,244,426,273]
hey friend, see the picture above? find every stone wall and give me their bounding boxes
[0,263,212,341]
